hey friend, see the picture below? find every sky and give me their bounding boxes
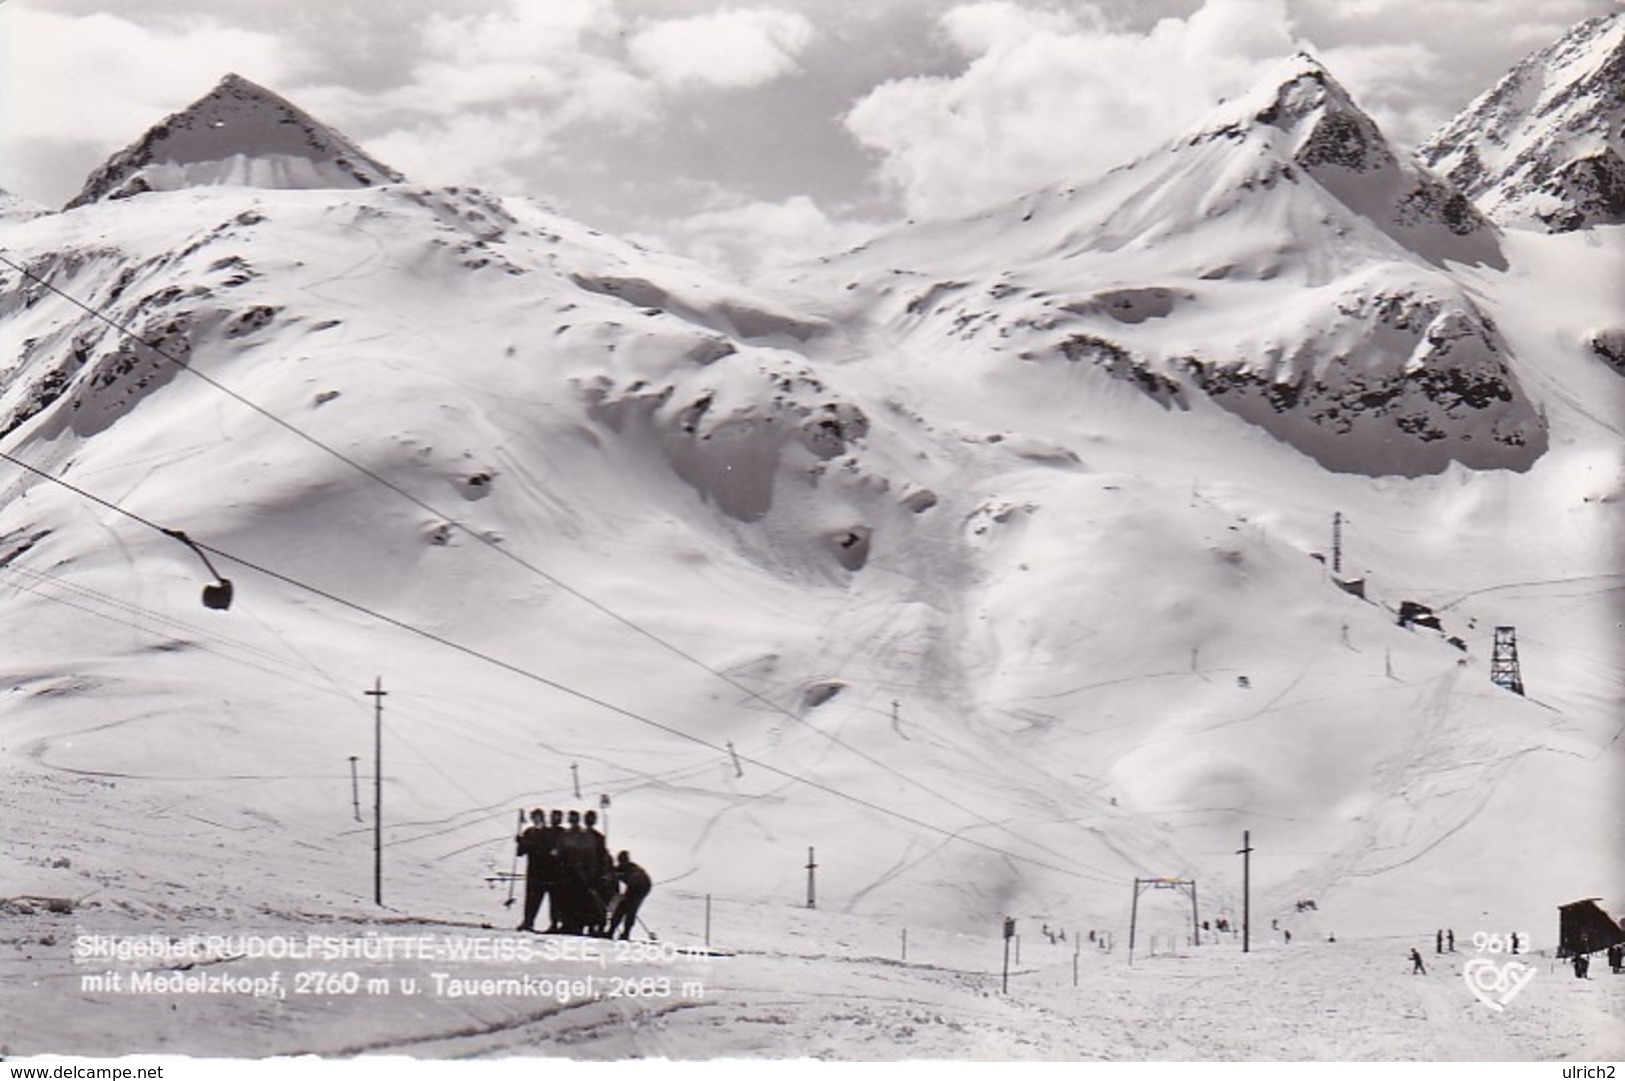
[1,0,1620,271]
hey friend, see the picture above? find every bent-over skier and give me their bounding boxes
[607,850,652,941]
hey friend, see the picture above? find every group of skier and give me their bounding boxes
[513,807,652,940]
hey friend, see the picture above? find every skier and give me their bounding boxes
[1572,952,1591,979]
[607,850,652,941]
[1436,929,1443,954]
[514,808,554,933]
[1510,931,1520,955]
[1447,929,1455,953]
[1409,947,1426,975]
[1608,943,1623,974]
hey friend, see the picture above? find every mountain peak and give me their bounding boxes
[1419,12,1624,232]
[65,73,404,210]
[1182,52,1498,266]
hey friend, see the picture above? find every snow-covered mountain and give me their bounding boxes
[65,73,404,210]
[787,53,1538,478]
[0,186,46,222]
[1420,13,1625,232]
[0,39,1620,1061]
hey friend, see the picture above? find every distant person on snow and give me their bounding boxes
[607,850,652,941]
[1436,929,1444,954]
[1608,943,1623,974]
[1572,952,1591,979]
[1447,929,1455,953]
[1409,948,1426,975]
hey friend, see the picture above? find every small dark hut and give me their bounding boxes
[1556,898,1625,957]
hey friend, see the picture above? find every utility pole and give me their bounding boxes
[599,794,611,843]
[806,847,818,909]
[571,763,581,799]
[1236,830,1253,953]
[1332,511,1343,576]
[365,677,387,907]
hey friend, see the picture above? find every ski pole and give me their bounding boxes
[505,809,522,908]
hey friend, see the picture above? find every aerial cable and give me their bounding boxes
[6,553,731,810]
[0,253,1127,884]
[0,444,1128,885]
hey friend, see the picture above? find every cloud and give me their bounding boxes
[308,0,658,196]
[651,194,881,274]
[844,0,1300,220]
[418,0,621,65]
[629,8,815,89]
[1315,41,1442,149]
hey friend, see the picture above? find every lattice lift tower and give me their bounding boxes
[1489,626,1525,696]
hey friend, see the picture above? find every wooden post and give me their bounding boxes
[365,678,387,907]
[901,928,908,961]
[1191,879,1201,946]
[806,847,817,909]
[571,763,581,799]
[705,894,712,948]
[1129,878,1140,964]
[1001,917,1014,993]
[348,755,361,822]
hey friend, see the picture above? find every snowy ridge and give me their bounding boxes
[0,186,47,222]
[65,73,404,210]
[792,52,1537,477]
[1420,13,1625,232]
[1222,54,1499,265]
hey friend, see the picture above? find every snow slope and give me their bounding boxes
[0,40,1619,1063]
[1420,13,1625,232]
